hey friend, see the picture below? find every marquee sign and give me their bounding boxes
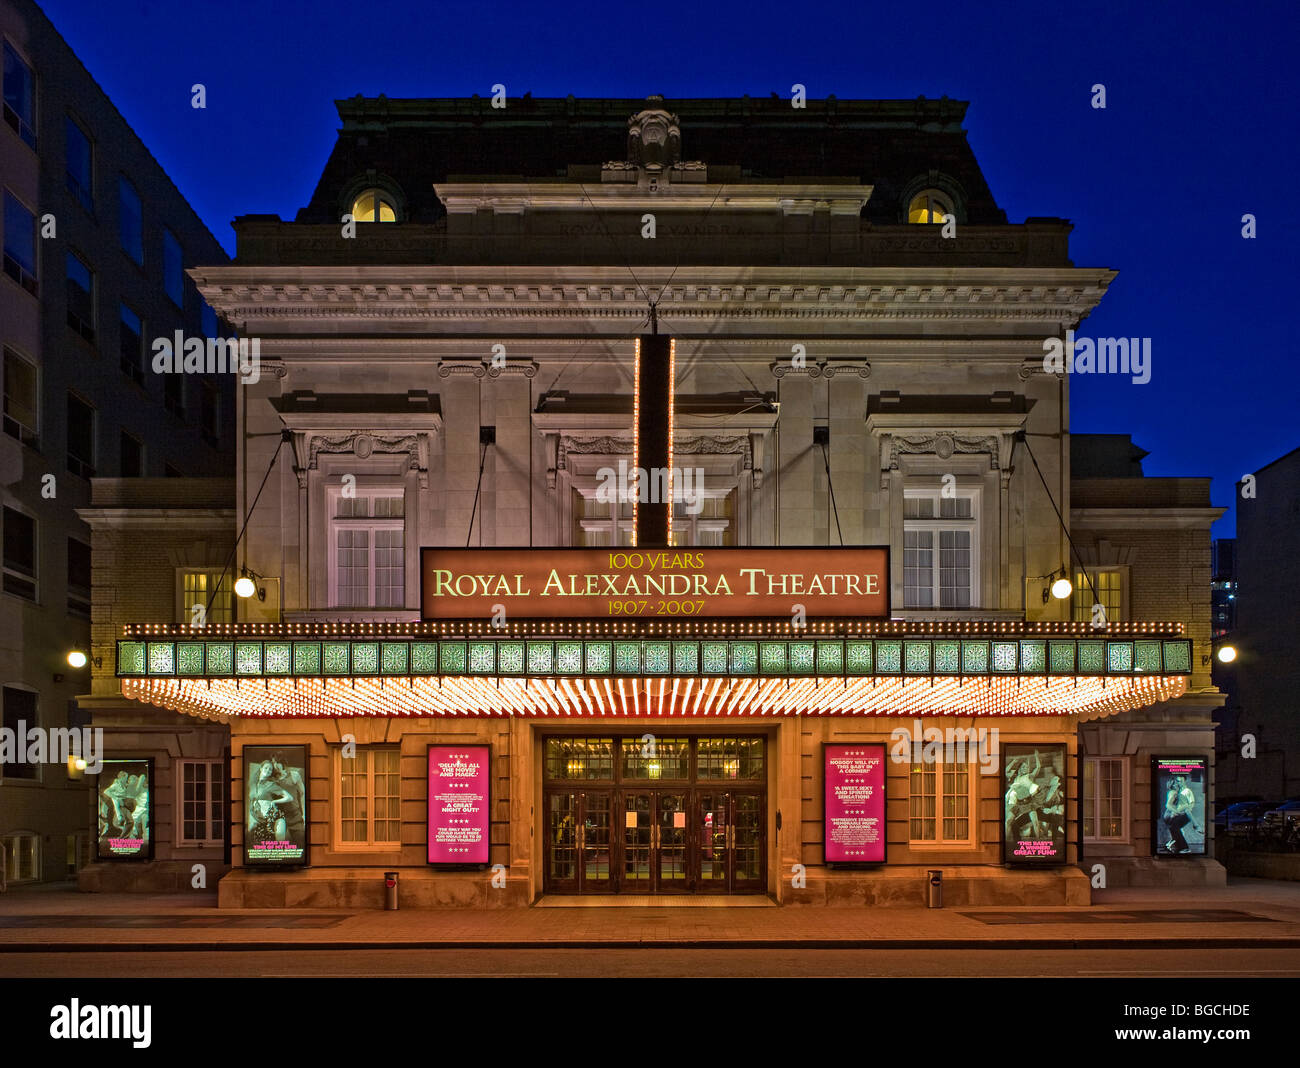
[420,547,889,621]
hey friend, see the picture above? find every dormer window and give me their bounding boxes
[351,188,397,223]
[908,190,952,224]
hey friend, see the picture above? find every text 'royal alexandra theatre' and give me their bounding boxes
[81,96,1223,907]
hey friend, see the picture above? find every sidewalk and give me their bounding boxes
[3,877,1300,951]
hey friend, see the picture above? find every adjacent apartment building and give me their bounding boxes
[81,94,1223,906]
[1,0,232,884]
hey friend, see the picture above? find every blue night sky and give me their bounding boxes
[39,0,1299,536]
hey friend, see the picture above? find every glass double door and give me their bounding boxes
[545,788,764,894]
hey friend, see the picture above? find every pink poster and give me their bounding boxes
[824,744,886,863]
[427,745,490,864]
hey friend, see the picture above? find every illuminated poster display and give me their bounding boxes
[428,745,490,865]
[1152,756,1207,857]
[243,745,309,866]
[1002,744,1067,864]
[823,743,886,864]
[96,759,153,859]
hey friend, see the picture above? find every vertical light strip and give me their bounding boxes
[666,336,675,544]
[632,336,640,547]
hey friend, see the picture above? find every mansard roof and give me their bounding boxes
[294,94,1008,226]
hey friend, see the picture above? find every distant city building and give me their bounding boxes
[1215,447,1300,800]
[1,0,232,884]
[1211,538,1236,638]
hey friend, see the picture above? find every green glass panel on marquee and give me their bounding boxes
[381,642,410,674]
[904,641,931,674]
[527,641,554,675]
[585,642,612,674]
[177,643,204,675]
[845,641,873,675]
[411,642,438,674]
[673,642,699,675]
[147,643,175,675]
[206,643,234,675]
[264,642,292,675]
[293,642,322,675]
[816,640,844,675]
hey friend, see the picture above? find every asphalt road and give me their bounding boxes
[3,947,1300,977]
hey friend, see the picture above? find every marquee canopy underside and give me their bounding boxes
[120,673,1188,723]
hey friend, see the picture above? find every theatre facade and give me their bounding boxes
[76,96,1224,906]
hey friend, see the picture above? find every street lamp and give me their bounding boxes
[1217,644,1237,664]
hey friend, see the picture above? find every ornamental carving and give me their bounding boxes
[885,433,1001,469]
[556,434,750,471]
[771,360,871,379]
[303,432,430,488]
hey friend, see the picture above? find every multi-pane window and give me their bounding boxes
[200,380,219,445]
[1,686,38,780]
[3,190,38,295]
[670,490,735,547]
[3,346,38,447]
[179,760,225,845]
[620,737,689,779]
[350,188,396,223]
[573,488,634,547]
[544,737,615,779]
[1,834,39,882]
[178,569,233,627]
[2,41,36,149]
[909,754,972,844]
[65,117,93,211]
[66,537,91,619]
[118,177,142,264]
[908,189,952,224]
[65,251,95,343]
[330,492,405,608]
[903,490,977,609]
[697,737,765,779]
[119,430,143,477]
[163,228,183,307]
[335,747,401,847]
[119,304,143,384]
[66,393,95,478]
[1072,569,1124,625]
[2,506,36,601]
[1083,756,1126,840]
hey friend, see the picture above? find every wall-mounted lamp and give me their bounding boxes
[234,567,266,601]
[66,649,102,669]
[1038,568,1073,604]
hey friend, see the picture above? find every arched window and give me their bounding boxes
[350,188,397,223]
[907,190,953,224]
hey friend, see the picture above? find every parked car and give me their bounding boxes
[1218,801,1278,833]
[1260,800,1300,837]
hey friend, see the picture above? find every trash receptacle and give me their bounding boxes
[384,871,399,911]
[926,869,943,909]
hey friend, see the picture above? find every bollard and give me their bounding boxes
[926,869,943,909]
[384,870,399,910]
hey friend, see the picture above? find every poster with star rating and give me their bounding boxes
[427,745,491,865]
[823,743,886,864]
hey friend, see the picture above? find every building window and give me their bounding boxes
[903,489,977,609]
[119,430,143,477]
[163,228,183,307]
[179,760,225,845]
[200,380,220,445]
[573,488,633,547]
[335,746,401,847]
[66,393,95,478]
[177,569,234,627]
[329,491,405,608]
[350,188,396,223]
[671,490,735,547]
[201,299,219,339]
[1,687,38,780]
[908,189,953,224]
[66,251,95,343]
[118,177,143,265]
[119,305,144,384]
[164,371,184,417]
[3,189,38,296]
[2,506,36,601]
[1,834,39,882]
[3,346,38,447]
[65,117,93,212]
[909,754,973,844]
[1071,569,1124,625]
[2,41,36,149]
[1083,756,1126,840]
[67,537,91,619]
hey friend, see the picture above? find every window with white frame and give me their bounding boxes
[2,833,39,882]
[1072,569,1124,625]
[334,746,401,848]
[909,751,974,845]
[329,490,405,608]
[903,488,978,609]
[1083,756,1126,840]
[573,482,736,547]
[179,760,225,845]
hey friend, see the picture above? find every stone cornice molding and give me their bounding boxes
[434,182,872,216]
[770,359,871,379]
[1070,507,1226,530]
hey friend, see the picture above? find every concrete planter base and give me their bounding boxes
[786,865,1091,907]
[217,867,531,908]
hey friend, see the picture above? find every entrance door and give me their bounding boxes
[620,791,690,893]
[696,791,766,894]
[545,790,613,893]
